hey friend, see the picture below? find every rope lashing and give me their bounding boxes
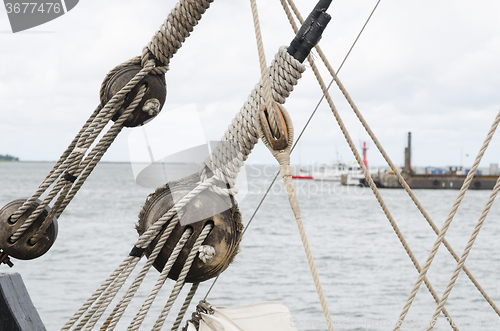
[200,46,305,194]
[0,0,217,264]
[249,1,334,330]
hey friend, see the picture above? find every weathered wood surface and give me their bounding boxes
[0,273,46,331]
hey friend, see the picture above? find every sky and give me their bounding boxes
[1,0,500,170]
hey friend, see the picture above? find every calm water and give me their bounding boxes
[1,162,499,330]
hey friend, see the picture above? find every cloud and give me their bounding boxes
[1,0,499,170]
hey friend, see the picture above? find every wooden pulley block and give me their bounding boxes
[0,199,58,260]
[137,182,242,283]
[102,65,167,127]
[259,103,289,151]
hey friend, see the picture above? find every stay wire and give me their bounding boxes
[203,0,382,301]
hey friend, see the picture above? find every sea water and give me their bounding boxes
[0,162,499,331]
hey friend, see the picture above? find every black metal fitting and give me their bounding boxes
[288,0,332,63]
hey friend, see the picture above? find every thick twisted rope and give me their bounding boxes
[426,175,500,330]
[247,3,335,328]
[146,0,213,67]
[394,109,500,330]
[63,17,305,331]
[90,45,303,330]
[201,47,304,194]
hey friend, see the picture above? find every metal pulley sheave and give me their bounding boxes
[137,181,243,283]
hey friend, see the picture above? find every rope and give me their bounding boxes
[105,227,193,331]
[146,0,214,68]
[282,0,500,320]
[307,42,462,331]
[125,226,192,331]
[248,0,279,136]
[394,109,500,330]
[31,84,148,245]
[201,47,304,193]
[152,224,212,331]
[427,175,500,330]
[248,5,336,324]
[277,2,464,330]
[256,101,335,331]
[8,0,215,250]
[203,172,281,301]
[10,60,153,244]
[61,256,136,331]
[170,283,200,331]
[63,175,216,330]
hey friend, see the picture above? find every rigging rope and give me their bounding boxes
[249,1,335,330]
[40,0,500,329]
[63,41,306,330]
[281,0,500,324]
[249,0,279,137]
[6,0,216,252]
[278,3,461,329]
[395,110,500,331]
[426,174,500,330]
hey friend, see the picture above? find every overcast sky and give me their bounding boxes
[1,0,500,170]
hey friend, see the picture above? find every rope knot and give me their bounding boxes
[198,245,216,264]
[198,165,238,197]
[142,98,162,116]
